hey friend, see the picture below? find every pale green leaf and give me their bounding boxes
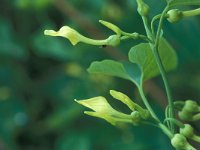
[129,38,178,81]
[169,0,200,7]
[87,60,142,86]
[122,62,142,85]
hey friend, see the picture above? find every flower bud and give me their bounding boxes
[177,100,200,121]
[110,90,150,119]
[106,35,121,47]
[171,134,196,150]
[131,111,141,125]
[184,100,199,113]
[110,90,136,111]
[178,110,193,121]
[180,124,194,138]
[99,20,121,35]
[136,0,150,16]
[167,9,183,23]
[171,134,187,149]
[180,124,200,143]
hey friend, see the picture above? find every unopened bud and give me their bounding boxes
[171,134,196,150]
[136,0,150,16]
[180,124,194,138]
[167,9,183,23]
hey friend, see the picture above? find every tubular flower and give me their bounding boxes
[44,20,122,47]
[99,20,121,35]
[75,90,150,126]
[109,90,150,119]
[75,96,134,126]
[44,26,85,46]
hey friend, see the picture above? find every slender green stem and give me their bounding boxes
[192,135,200,143]
[151,14,161,35]
[164,118,184,128]
[138,85,173,138]
[165,105,171,128]
[154,5,169,46]
[142,16,154,40]
[138,87,160,122]
[135,1,175,138]
[120,31,151,42]
[158,123,173,139]
[151,45,173,111]
[183,8,200,17]
[153,4,175,132]
[140,4,175,132]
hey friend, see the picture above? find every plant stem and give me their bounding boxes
[151,14,161,35]
[138,87,160,122]
[138,86,173,138]
[192,135,200,143]
[183,8,200,17]
[136,0,175,135]
[120,31,151,42]
[158,123,173,139]
[164,118,184,128]
[153,4,175,132]
[140,3,175,132]
[141,16,154,41]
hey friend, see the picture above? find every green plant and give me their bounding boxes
[44,0,200,149]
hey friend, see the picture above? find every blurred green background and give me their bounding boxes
[0,0,200,149]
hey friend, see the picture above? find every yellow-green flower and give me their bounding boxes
[110,90,150,119]
[44,26,83,45]
[99,20,121,35]
[44,21,121,47]
[75,96,133,126]
[75,90,150,126]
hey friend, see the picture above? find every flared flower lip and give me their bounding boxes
[75,96,133,125]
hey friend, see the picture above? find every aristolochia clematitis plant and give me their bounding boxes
[44,0,200,149]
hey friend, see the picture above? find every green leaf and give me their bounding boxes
[122,62,142,85]
[129,38,177,81]
[87,60,142,86]
[169,0,200,7]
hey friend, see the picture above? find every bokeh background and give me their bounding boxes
[0,0,200,150]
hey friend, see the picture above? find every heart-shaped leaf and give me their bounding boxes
[87,60,142,86]
[128,38,178,81]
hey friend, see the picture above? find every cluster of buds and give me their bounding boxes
[170,100,200,149]
[171,124,200,150]
[75,90,150,126]
[174,100,200,121]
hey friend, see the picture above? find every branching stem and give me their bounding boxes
[153,4,175,133]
